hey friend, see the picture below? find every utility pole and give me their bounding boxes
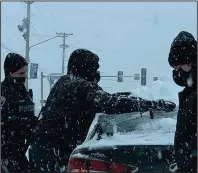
[25,1,33,89]
[24,1,33,89]
[56,32,73,74]
[41,72,44,108]
[18,1,33,89]
[25,2,32,89]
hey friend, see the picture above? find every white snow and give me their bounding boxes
[77,72,182,149]
[131,71,182,106]
[70,153,90,159]
[79,116,177,149]
[187,76,193,87]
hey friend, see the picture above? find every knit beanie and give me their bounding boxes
[168,31,197,67]
[4,53,28,76]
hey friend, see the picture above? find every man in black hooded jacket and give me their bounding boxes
[168,31,197,172]
[29,49,166,172]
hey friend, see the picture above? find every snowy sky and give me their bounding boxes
[1,2,197,108]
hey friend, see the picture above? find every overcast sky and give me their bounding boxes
[1,2,197,107]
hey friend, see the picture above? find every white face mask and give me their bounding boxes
[187,75,193,87]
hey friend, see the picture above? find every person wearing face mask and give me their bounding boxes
[168,31,197,172]
[1,53,37,172]
[28,49,167,172]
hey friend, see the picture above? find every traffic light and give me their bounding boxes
[117,71,123,82]
[141,68,147,86]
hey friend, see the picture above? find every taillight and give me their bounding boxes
[68,158,138,172]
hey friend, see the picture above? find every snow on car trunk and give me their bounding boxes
[77,113,177,150]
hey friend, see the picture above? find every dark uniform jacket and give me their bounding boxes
[174,85,197,172]
[1,77,36,172]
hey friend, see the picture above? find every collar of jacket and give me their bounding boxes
[4,77,27,93]
[178,86,197,101]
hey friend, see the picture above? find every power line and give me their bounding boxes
[41,2,58,21]
[31,11,57,33]
[32,3,60,33]
[2,23,16,28]
[31,34,57,37]
[31,29,44,43]
[1,44,24,54]
[34,3,58,30]
[31,24,45,40]
[29,35,59,49]
[3,34,20,45]
[1,44,15,52]
[20,2,54,34]
[3,15,18,20]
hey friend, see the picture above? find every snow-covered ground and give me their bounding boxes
[76,71,183,149]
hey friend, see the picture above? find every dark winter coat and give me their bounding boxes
[1,77,37,172]
[31,74,149,169]
[174,85,197,172]
[29,49,155,171]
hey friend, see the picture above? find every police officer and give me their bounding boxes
[1,53,37,172]
[168,31,197,172]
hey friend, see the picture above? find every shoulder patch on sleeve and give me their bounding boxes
[1,96,6,107]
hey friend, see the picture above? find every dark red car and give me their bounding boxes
[68,101,177,173]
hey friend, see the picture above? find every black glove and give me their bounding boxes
[151,99,165,110]
[156,99,176,111]
[129,97,169,112]
[150,99,176,111]
[129,96,151,112]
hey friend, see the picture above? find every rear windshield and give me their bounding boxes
[86,112,177,145]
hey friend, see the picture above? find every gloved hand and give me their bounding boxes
[151,99,166,110]
[129,96,151,112]
[130,97,168,112]
[150,99,176,111]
